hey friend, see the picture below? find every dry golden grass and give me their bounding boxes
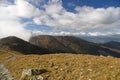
[0,50,13,62]
[6,54,120,80]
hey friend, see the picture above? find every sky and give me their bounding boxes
[0,0,120,41]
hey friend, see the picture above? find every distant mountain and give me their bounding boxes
[0,36,50,54]
[29,35,120,57]
[79,35,120,43]
[103,41,120,50]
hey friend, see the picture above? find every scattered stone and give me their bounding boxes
[107,55,111,58]
[54,66,59,70]
[32,69,48,75]
[21,68,47,79]
[37,75,43,80]
[60,68,63,71]
[100,55,104,57]
[0,63,15,80]
[30,76,37,80]
[21,69,32,78]
[110,66,114,69]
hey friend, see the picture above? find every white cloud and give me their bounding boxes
[0,0,41,41]
[0,0,120,40]
[32,30,117,37]
[32,30,87,36]
[26,0,44,4]
[33,1,120,32]
[88,32,107,36]
[0,0,13,6]
[15,0,41,18]
[0,21,31,40]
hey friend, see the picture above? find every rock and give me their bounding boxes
[37,75,43,80]
[32,69,48,75]
[0,63,15,80]
[53,66,59,70]
[21,69,32,78]
[60,68,63,71]
[22,75,43,80]
[30,76,37,80]
[21,68,47,79]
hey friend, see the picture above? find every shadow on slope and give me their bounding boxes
[29,35,120,58]
[0,36,50,54]
[103,41,120,50]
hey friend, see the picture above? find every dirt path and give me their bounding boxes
[3,52,18,64]
[0,51,18,80]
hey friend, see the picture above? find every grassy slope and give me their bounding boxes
[103,41,120,50]
[0,50,12,62]
[5,54,120,80]
[0,36,50,54]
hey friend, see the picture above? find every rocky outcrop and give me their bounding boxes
[29,75,43,80]
[0,63,15,80]
[21,69,47,80]
[37,75,43,80]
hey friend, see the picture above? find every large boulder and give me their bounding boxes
[21,68,47,79]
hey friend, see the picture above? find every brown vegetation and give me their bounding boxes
[6,54,120,80]
[0,50,12,62]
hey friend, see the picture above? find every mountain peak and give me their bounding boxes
[0,36,25,43]
[0,36,50,54]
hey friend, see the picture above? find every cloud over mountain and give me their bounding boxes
[0,0,120,40]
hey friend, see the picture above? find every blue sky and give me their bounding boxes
[63,0,120,12]
[63,0,120,8]
[27,0,120,31]
[0,0,120,40]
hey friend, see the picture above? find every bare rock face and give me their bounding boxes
[21,68,47,80]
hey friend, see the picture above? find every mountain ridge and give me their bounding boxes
[0,35,120,57]
[0,36,50,54]
[29,35,120,57]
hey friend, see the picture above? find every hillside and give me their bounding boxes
[29,35,120,57]
[0,50,12,62]
[103,41,120,50]
[0,36,50,54]
[0,36,120,79]
[6,54,120,80]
